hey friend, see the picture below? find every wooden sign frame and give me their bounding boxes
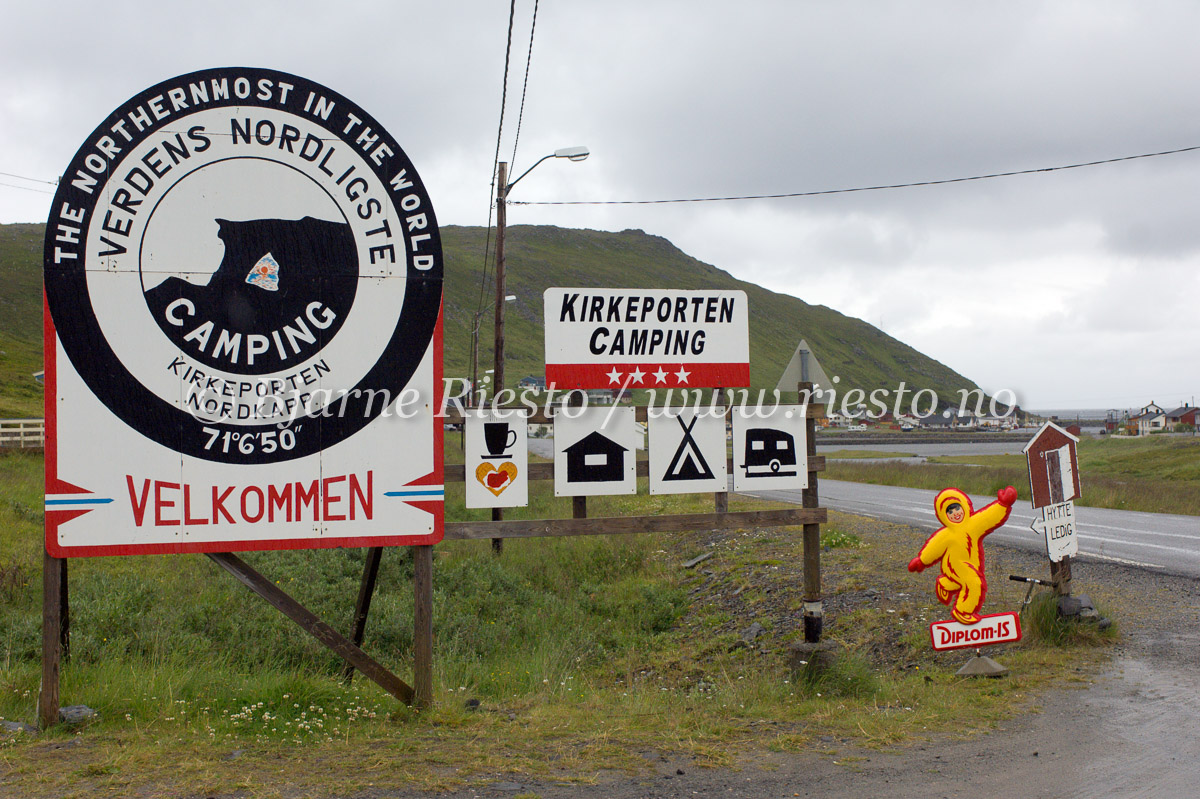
[42,389,828,725]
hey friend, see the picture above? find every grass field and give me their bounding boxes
[0,441,1120,796]
[825,435,1200,516]
[823,449,918,460]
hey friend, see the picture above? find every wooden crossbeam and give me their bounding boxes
[446,507,826,541]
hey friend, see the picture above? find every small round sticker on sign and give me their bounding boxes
[44,67,442,465]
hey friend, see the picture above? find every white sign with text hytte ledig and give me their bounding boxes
[1030,500,1079,563]
[731,405,808,492]
[464,410,529,509]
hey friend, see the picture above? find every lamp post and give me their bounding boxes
[491,147,589,554]
[493,147,589,400]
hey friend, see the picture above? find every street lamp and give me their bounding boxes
[493,147,589,402]
[491,147,589,554]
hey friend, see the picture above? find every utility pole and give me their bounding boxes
[494,162,508,404]
[491,162,508,555]
[483,150,588,555]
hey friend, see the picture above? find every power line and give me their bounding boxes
[510,143,1200,206]
[0,180,54,195]
[475,0,520,321]
[0,171,57,185]
[509,0,540,171]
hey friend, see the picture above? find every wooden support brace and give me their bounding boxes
[59,558,70,662]
[342,547,384,683]
[206,552,414,705]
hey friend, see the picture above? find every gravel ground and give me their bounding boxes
[354,512,1200,799]
[8,511,1195,798]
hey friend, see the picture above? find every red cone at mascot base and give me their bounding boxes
[908,486,1018,625]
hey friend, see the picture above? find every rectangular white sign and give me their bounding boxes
[648,408,728,495]
[930,612,1022,651]
[553,406,639,497]
[464,410,529,509]
[1031,500,1079,563]
[543,288,749,389]
[731,405,808,492]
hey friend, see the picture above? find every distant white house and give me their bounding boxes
[1129,401,1168,436]
[1137,412,1166,436]
[585,389,614,405]
[977,414,1016,429]
[825,411,862,428]
[951,412,977,430]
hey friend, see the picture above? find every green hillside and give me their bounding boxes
[444,225,979,403]
[0,224,44,417]
[0,222,979,418]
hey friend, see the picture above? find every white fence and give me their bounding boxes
[0,418,45,448]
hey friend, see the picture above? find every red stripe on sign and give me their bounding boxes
[545,362,750,390]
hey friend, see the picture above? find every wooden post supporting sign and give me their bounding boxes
[798,382,823,643]
[38,550,62,730]
[413,545,434,709]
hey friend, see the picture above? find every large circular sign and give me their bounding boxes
[44,67,442,464]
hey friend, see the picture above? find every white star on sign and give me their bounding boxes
[607,367,623,385]
[629,367,646,384]
[674,367,691,384]
[653,367,669,384]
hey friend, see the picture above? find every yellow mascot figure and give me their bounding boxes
[908,486,1018,625]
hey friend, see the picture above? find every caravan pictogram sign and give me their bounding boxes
[43,67,444,557]
[730,405,808,492]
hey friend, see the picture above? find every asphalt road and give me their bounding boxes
[740,478,1200,578]
[531,434,1200,578]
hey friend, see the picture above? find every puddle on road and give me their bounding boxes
[1064,652,1200,798]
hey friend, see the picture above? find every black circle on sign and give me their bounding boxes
[43,67,442,465]
[138,157,358,375]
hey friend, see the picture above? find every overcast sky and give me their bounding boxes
[3,1,1198,410]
